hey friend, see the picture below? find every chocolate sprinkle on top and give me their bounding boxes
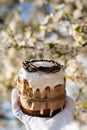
[22,60,63,73]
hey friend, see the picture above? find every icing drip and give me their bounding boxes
[30,103,34,110]
[40,109,44,115]
[50,110,53,116]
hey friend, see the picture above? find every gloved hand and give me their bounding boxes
[12,88,75,130]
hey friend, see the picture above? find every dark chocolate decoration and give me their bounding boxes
[22,60,63,73]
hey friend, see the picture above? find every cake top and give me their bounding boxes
[22,60,63,73]
[18,60,65,91]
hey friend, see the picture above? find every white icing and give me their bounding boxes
[50,110,53,116]
[18,67,64,91]
[30,103,34,110]
[40,109,44,115]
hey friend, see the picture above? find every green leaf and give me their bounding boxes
[7,78,12,88]
[75,25,81,32]
[48,43,56,49]
[14,44,22,51]
[81,34,85,39]
[78,41,82,45]
[64,59,68,65]
[56,51,63,57]
[22,23,26,31]
[83,102,87,109]
[65,75,71,79]
[64,12,71,19]
[35,24,41,32]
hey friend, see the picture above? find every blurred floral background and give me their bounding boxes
[0,0,87,130]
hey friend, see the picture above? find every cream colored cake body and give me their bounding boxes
[16,60,66,117]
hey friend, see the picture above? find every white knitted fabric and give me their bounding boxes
[12,89,78,130]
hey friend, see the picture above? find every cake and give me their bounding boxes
[15,60,66,117]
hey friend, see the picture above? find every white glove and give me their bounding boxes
[12,88,75,130]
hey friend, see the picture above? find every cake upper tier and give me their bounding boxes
[18,60,65,91]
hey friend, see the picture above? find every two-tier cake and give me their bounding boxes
[14,60,66,117]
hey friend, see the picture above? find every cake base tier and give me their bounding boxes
[21,105,65,117]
